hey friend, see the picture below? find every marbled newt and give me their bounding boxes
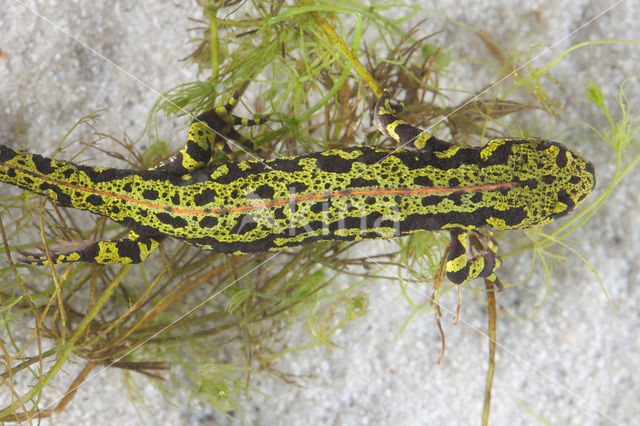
[0,90,595,285]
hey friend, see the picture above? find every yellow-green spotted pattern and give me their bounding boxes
[0,91,595,284]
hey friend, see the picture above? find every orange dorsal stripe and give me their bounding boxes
[4,162,516,215]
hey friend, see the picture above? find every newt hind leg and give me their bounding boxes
[18,230,165,265]
[153,90,266,174]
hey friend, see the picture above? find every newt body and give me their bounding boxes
[0,91,595,284]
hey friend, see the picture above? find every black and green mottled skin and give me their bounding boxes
[0,91,596,283]
[0,136,594,248]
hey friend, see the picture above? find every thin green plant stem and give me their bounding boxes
[205,8,220,80]
[0,265,132,419]
[482,278,497,426]
[306,6,382,97]
[38,201,67,344]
